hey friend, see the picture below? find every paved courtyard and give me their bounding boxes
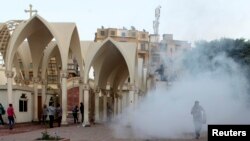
[0,122,207,141]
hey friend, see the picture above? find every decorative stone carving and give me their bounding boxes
[82,84,89,90]
[5,70,14,78]
[60,70,68,78]
[128,84,135,91]
[41,79,47,85]
[95,87,100,93]
[23,79,30,85]
[117,93,122,98]
[14,76,22,84]
[79,77,84,84]
[32,77,40,84]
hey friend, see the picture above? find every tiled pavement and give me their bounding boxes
[0,122,207,141]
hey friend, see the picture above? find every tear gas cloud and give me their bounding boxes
[112,40,250,139]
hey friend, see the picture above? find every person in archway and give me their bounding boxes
[42,104,48,125]
[56,103,62,127]
[191,101,206,139]
[107,103,113,122]
[80,102,84,123]
[72,105,79,123]
[48,103,55,128]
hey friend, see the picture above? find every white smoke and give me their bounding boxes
[112,44,250,139]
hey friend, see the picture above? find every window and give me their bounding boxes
[121,32,126,37]
[141,34,146,39]
[141,43,146,50]
[131,32,136,37]
[100,31,105,36]
[111,31,115,36]
[19,94,28,112]
[0,53,4,65]
[19,62,23,69]
[29,63,33,69]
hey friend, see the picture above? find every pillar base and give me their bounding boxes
[94,119,100,123]
[82,122,91,127]
[61,121,68,125]
[32,118,39,122]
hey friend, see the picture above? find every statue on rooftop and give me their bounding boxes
[153,5,161,35]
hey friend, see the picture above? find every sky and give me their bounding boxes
[1,0,250,43]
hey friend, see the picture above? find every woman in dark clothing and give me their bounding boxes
[80,102,84,123]
[0,103,5,125]
[56,103,62,127]
[72,105,79,123]
[42,104,48,124]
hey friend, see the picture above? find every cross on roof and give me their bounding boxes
[24,4,38,18]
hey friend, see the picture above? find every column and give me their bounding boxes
[134,89,139,109]
[118,96,122,114]
[83,84,90,126]
[102,95,107,122]
[143,66,147,91]
[79,77,83,104]
[94,88,100,123]
[32,77,40,121]
[5,70,14,104]
[114,97,117,116]
[41,79,47,106]
[128,84,135,110]
[122,94,127,112]
[61,71,68,125]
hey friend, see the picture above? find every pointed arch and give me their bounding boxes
[5,15,62,72]
[68,27,84,77]
[84,38,135,84]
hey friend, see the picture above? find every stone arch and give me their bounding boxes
[5,15,62,72]
[68,27,84,77]
[92,43,129,88]
[84,38,134,84]
[41,42,61,80]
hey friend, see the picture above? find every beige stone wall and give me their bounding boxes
[0,67,7,85]
[0,89,33,123]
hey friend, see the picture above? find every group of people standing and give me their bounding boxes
[42,103,62,128]
[41,102,84,127]
[0,103,16,130]
[72,102,84,124]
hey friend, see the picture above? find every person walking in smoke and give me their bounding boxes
[191,101,206,139]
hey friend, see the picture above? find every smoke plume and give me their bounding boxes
[112,39,250,139]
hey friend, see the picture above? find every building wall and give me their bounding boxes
[67,87,79,111]
[0,89,33,123]
[0,67,8,85]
